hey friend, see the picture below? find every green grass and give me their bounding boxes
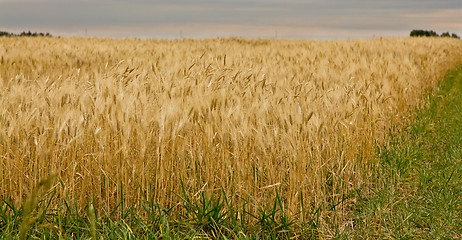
[2,64,462,239]
[1,179,323,239]
[349,64,462,239]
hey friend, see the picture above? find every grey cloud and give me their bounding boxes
[0,0,460,38]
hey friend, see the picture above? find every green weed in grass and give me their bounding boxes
[19,173,58,240]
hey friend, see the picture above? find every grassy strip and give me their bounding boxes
[349,64,462,239]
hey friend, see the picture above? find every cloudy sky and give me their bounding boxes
[0,0,461,39]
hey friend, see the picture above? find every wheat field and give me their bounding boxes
[1,37,461,228]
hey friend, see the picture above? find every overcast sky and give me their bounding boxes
[0,0,461,39]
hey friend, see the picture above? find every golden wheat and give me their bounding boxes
[1,37,461,230]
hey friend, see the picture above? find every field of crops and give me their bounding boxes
[1,37,462,232]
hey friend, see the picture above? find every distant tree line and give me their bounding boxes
[410,29,460,39]
[0,30,52,37]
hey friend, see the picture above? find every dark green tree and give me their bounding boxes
[441,32,450,37]
[0,31,11,37]
[0,30,52,37]
[410,29,439,37]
